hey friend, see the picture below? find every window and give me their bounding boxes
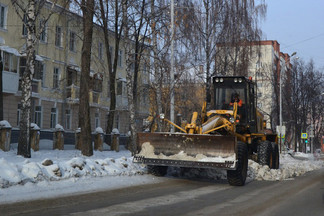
[34,61,44,80]
[69,31,76,51]
[95,113,100,128]
[50,108,57,128]
[117,80,123,95]
[3,52,18,73]
[55,26,62,47]
[34,106,42,127]
[109,46,113,63]
[65,109,71,130]
[0,4,7,29]
[53,67,60,89]
[98,42,103,60]
[22,14,27,36]
[39,19,47,42]
[17,104,21,126]
[118,50,123,67]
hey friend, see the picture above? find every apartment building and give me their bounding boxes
[215,40,292,129]
[0,0,150,134]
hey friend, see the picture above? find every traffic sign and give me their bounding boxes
[301,133,307,139]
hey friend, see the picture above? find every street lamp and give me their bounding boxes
[279,52,297,153]
[170,0,175,132]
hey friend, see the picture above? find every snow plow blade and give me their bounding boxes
[134,132,237,169]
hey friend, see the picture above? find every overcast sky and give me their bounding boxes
[261,0,324,68]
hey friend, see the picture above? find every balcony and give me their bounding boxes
[2,71,19,93]
[66,84,80,103]
[89,91,100,104]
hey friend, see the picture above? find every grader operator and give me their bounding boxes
[134,76,279,186]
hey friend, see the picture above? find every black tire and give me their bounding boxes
[257,141,273,168]
[271,142,280,169]
[147,165,168,176]
[227,141,248,186]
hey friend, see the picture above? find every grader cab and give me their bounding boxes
[134,76,279,186]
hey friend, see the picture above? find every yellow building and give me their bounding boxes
[0,0,150,134]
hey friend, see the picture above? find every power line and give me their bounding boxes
[282,33,324,48]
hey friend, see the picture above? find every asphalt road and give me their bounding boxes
[1,168,323,216]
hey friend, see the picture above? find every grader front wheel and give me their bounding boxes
[227,142,248,186]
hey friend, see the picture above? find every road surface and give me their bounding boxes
[1,168,323,216]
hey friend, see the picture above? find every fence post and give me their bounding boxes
[111,128,120,152]
[53,124,64,150]
[30,123,40,151]
[94,127,104,151]
[0,120,11,152]
[75,128,81,150]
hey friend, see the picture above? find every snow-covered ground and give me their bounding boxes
[0,140,323,204]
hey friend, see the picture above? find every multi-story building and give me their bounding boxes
[0,0,150,134]
[215,40,292,129]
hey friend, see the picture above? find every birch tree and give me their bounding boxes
[11,0,59,158]
[122,0,137,153]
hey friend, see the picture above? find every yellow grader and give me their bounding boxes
[134,76,279,186]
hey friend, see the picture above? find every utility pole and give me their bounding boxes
[170,0,175,132]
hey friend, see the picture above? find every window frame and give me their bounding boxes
[53,67,60,89]
[50,108,57,128]
[55,26,63,47]
[39,19,47,43]
[65,109,72,130]
[98,42,103,60]
[118,49,123,67]
[0,4,7,30]
[34,105,42,127]
[69,31,76,52]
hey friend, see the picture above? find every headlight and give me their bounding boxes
[229,117,235,123]
[238,78,242,83]
[220,78,224,82]
[234,78,238,83]
[215,78,219,82]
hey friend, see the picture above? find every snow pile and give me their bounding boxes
[0,139,323,190]
[0,141,146,189]
[248,154,324,181]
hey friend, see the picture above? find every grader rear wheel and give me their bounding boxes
[271,142,280,169]
[257,141,273,168]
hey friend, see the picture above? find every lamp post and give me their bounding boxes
[170,0,175,132]
[279,52,296,153]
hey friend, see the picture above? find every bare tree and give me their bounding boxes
[78,0,95,156]
[283,58,324,152]
[11,0,59,158]
[121,0,137,153]
[96,0,125,135]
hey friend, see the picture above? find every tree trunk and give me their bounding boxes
[150,0,162,131]
[122,0,136,154]
[17,0,37,158]
[79,0,94,156]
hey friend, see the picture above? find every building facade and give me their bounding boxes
[0,0,150,134]
[215,40,292,129]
